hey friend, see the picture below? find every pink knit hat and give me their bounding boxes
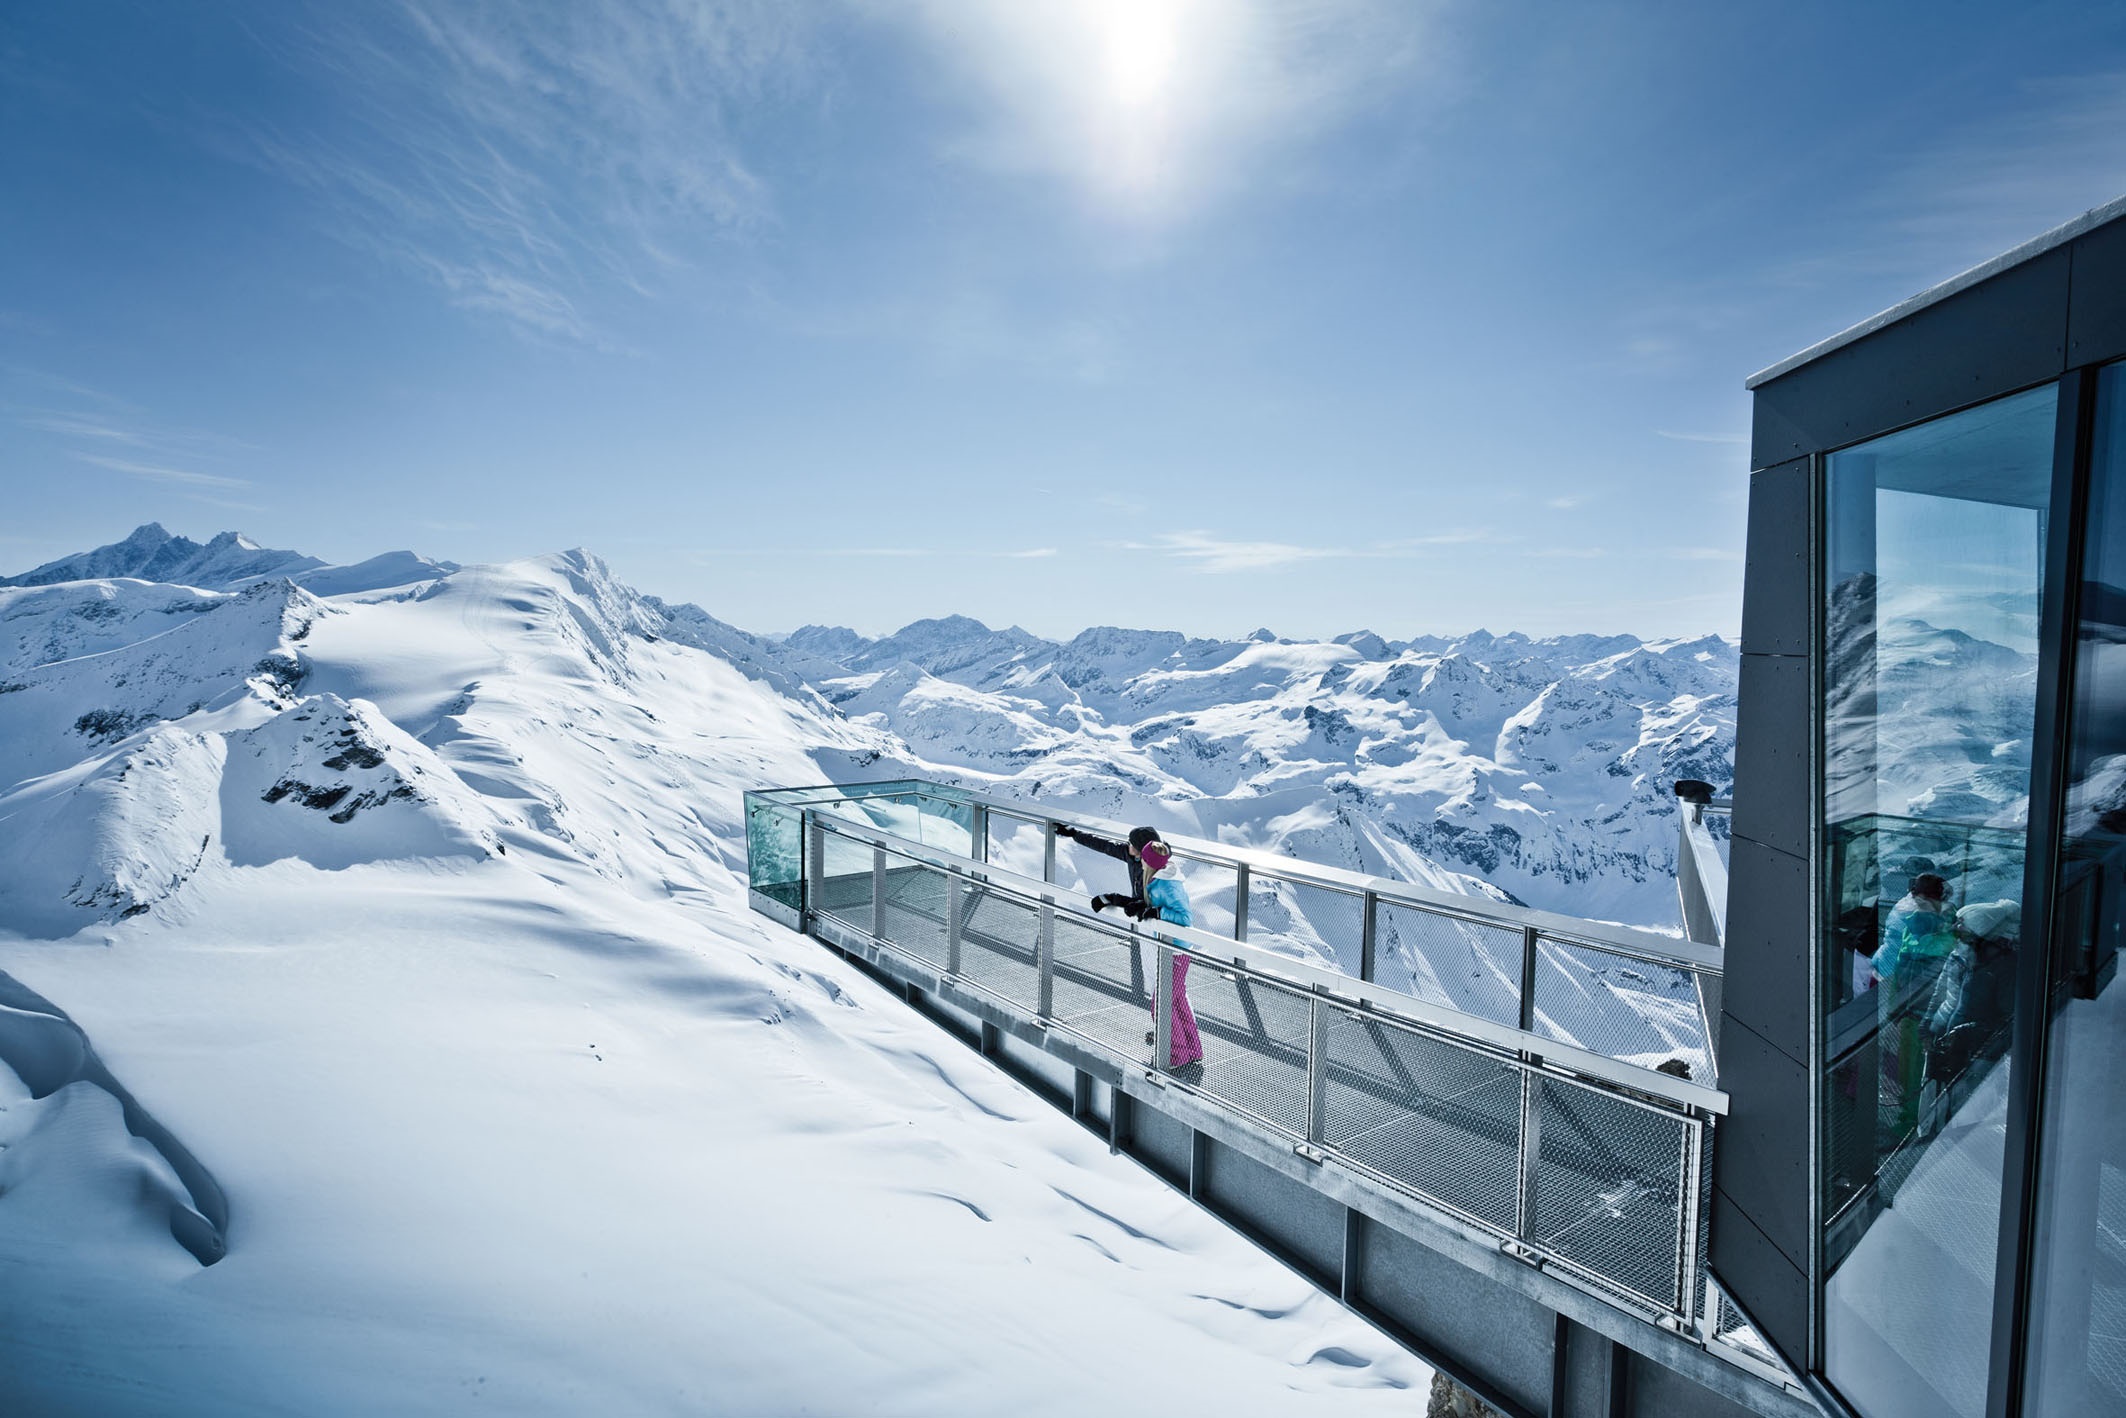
[1139,841,1172,872]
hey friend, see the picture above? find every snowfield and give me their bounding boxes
[1,535,1438,1415]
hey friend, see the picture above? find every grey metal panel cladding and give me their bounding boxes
[1740,460,1810,657]
[1721,837,1809,1061]
[1131,1103,1194,1188]
[1731,655,1811,861]
[1709,1022,1811,1270]
[1628,1347,1767,1418]
[1708,1194,1811,1376]
[1197,1143,1345,1287]
[1751,246,2070,466]
[2069,217,2126,368]
[1357,1222,1558,1417]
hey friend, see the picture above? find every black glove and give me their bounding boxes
[1055,825,1078,842]
[1090,892,1130,914]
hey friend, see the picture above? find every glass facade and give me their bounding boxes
[2026,361,2126,1415]
[1821,385,2059,1418]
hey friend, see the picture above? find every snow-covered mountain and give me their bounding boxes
[791,617,1740,930]
[2,533,1455,1414]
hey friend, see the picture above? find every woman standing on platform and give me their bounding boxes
[1055,824,1204,1068]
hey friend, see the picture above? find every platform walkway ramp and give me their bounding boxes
[745,780,1815,1418]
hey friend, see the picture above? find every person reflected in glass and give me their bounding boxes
[1873,871,1955,1139]
[1918,899,2020,1131]
[1055,824,1204,1068]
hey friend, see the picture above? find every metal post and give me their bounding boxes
[1233,863,1251,942]
[970,804,989,864]
[1042,820,1057,884]
[946,872,964,976]
[1037,897,1056,1020]
[1153,939,1174,1072]
[871,845,887,941]
[1359,891,1378,984]
[1516,1069,1543,1242]
[1306,996,1331,1148]
[1519,925,1540,1034]
[1678,1116,1705,1328]
[805,813,824,926]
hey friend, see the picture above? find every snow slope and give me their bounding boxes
[0,542,1431,1415]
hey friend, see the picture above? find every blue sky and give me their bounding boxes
[5,1,2125,642]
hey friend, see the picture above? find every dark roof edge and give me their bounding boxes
[1745,192,2126,391]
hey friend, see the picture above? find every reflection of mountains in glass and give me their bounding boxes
[1826,572,2038,828]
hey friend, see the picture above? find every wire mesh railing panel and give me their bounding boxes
[1529,935,1710,1078]
[814,831,877,928]
[1530,1075,1690,1312]
[1046,915,1153,1058]
[1170,854,1241,938]
[956,889,1043,1011]
[1183,962,1313,1137]
[876,856,951,968]
[1320,1012,1522,1232]
[1244,875,1364,974]
[1372,902,1524,1027]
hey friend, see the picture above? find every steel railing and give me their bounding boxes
[1674,796,1730,1063]
[749,779,1724,1077]
[746,782,1729,1327]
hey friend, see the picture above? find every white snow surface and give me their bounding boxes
[0,546,1436,1414]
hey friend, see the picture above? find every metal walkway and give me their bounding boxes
[746,780,1814,1418]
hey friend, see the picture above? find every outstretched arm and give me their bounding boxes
[1056,823,1130,863]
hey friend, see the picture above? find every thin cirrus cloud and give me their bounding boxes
[1134,528,1502,573]
[228,1,810,344]
[73,453,252,490]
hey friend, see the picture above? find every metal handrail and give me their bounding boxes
[784,804,1725,1325]
[753,779,1724,975]
[801,805,1727,1114]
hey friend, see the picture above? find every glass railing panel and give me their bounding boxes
[1170,853,1241,938]
[876,849,950,969]
[1046,912,1152,1057]
[743,796,804,909]
[813,828,876,929]
[955,888,1043,1012]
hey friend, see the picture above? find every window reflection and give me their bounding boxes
[2028,364,2126,1415]
[1821,384,2059,1418]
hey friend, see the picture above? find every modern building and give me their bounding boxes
[1714,195,2126,1418]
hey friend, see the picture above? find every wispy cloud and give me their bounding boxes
[1654,430,1747,446]
[1129,528,1503,573]
[227,3,815,344]
[1545,495,1584,510]
[74,452,252,490]
[695,546,1060,561]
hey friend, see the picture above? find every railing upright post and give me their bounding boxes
[1678,1116,1704,1326]
[1359,892,1378,984]
[871,845,886,941]
[970,805,989,864]
[1037,897,1056,1020]
[1152,938,1173,1073]
[1515,1069,1543,1243]
[946,871,964,976]
[1042,820,1057,884]
[804,812,824,927]
[1518,925,1540,1034]
[1233,863,1250,942]
[1307,996,1331,1148]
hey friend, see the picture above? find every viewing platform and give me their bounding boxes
[746,779,1810,1418]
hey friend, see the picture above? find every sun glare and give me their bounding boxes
[1086,0,1197,205]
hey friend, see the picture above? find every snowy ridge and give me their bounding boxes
[0,532,1447,1413]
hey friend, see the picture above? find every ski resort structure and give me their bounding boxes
[750,195,2126,1418]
